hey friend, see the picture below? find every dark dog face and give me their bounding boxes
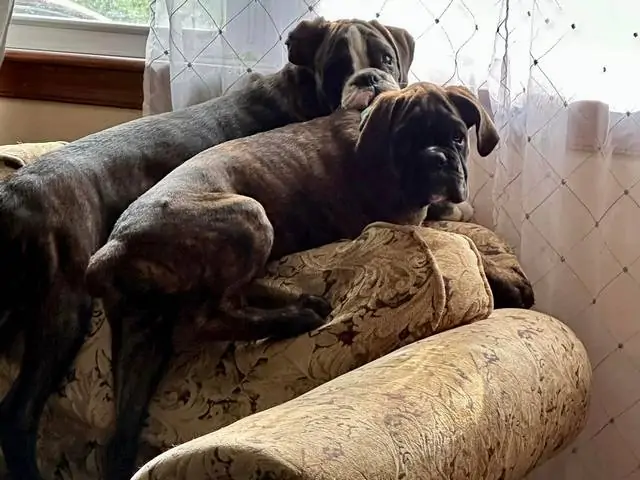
[356,82,499,208]
[286,18,415,110]
[340,68,400,110]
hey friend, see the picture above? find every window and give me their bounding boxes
[7,0,150,57]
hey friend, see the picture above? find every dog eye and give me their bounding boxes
[453,134,465,144]
[382,54,393,65]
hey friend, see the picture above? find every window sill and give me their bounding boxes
[0,49,144,110]
[8,16,148,58]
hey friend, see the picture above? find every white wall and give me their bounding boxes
[0,98,140,145]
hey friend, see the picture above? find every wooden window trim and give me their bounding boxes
[0,49,144,110]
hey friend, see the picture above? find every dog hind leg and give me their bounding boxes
[0,279,92,480]
[0,309,25,355]
[89,193,332,480]
[101,292,178,480]
[99,290,329,480]
[192,277,331,342]
[201,293,332,342]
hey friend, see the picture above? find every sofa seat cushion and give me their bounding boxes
[0,222,492,479]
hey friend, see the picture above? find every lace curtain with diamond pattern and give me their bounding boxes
[144,0,640,477]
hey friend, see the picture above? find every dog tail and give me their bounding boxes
[85,240,127,298]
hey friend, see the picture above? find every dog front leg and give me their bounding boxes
[481,256,535,309]
[0,278,92,480]
[101,293,178,480]
[425,200,474,222]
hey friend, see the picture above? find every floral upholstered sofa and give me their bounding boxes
[0,142,592,480]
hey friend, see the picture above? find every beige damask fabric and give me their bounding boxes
[134,310,592,480]
[0,222,493,479]
[425,220,535,309]
[0,141,68,179]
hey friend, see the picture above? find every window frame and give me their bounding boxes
[7,15,148,58]
[1,13,148,110]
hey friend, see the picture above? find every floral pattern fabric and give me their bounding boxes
[0,222,493,479]
[133,310,592,480]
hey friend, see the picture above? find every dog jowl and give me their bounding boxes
[0,18,415,480]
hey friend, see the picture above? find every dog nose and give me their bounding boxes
[427,148,448,168]
[352,70,380,86]
[367,72,380,86]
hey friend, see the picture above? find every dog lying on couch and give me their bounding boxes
[85,69,500,479]
[0,18,414,480]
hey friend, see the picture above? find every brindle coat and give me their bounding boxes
[0,18,415,480]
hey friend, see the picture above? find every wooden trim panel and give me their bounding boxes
[0,49,144,109]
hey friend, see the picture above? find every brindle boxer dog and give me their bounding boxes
[0,19,414,480]
[85,69,400,480]
[86,73,499,477]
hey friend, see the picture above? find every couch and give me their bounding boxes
[0,142,592,480]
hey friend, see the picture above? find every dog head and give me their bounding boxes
[356,82,499,208]
[340,68,400,110]
[286,18,414,110]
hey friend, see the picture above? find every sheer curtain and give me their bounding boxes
[0,0,14,67]
[144,0,640,477]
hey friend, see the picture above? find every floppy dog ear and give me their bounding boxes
[285,17,329,68]
[1,154,26,171]
[371,21,415,86]
[356,91,408,164]
[445,86,500,157]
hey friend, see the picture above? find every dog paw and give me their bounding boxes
[297,294,333,318]
[268,296,332,340]
[485,265,535,309]
[426,201,474,222]
[270,309,329,340]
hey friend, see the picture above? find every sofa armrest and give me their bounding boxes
[133,309,592,480]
